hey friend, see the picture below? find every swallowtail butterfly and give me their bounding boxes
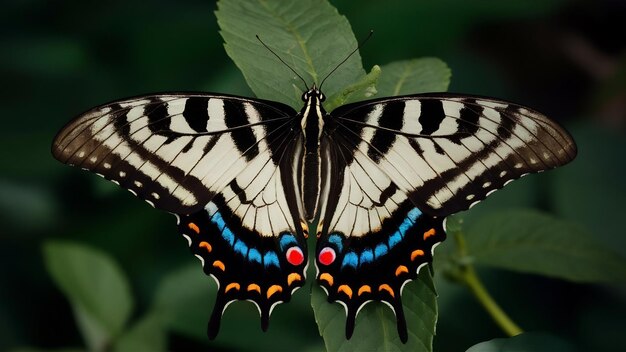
[52,60,576,342]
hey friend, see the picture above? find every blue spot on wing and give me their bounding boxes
[264,251,280,268]
[374,243,388,258]
[211,211,226,231]
[398,218,412,236]
[248,248,262,264]
[384,207,422,251]
[341,252,358,268]
[221,227,235,246]
[408,207,422,222]
[233,240,248,256]
[359,249,374,265]
[279,234,297,251]
[328,234,343,252]
[388,231,402,247]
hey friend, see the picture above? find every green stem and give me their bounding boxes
[462,266,523,337]
[450,229,523,337]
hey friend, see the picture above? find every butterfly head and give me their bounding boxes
[302,85,326,103]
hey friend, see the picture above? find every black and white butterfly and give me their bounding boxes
[52,70,576,342]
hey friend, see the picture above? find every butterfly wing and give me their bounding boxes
[316,94,576,341]
[331,94,577,216]
[52,93,308,337]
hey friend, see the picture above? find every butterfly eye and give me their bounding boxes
[286,246,304,266]
[318,247,336,266]
[301,92,308,101]
[319,92,326,102]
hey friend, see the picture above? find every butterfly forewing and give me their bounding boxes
[52,94,297,214]
[331,94,577,216]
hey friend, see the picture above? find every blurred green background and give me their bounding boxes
[1,0,625,351]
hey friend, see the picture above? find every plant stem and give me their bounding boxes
[450,228,523,337]
[462,266,523,337]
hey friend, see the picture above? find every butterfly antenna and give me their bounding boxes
[319,30,374,91]
[256,35,309,91]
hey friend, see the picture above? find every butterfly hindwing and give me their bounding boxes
[52,93,309,336]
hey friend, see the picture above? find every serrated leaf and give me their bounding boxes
[114,314,166,352]
[43,241,133,351]
[466,332,577,352]
[376,58,451,96]
[312,269,437,352]
[216,0,366,108]
[464,209,626,282]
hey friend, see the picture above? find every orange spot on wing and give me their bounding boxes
[267,285,283,299]
[247,284,261,294]
[423,228,436,241]
[225,282,240,293]
[199,241,212,252]
[395,265,409,276]
[378,284,395,298]
[358,285,371,296]
[319,273,334,286]
[287,273,302,286]
[212,260,225,271]
[411,249,425,261]
[188,222,200,234]
[337,285,353,299]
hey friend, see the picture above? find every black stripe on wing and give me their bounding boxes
[52,93,297,215]
[329,93,577,216]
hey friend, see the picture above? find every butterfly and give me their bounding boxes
[52,69,576,342]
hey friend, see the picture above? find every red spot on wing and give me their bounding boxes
[286,247,304,266]
[318,247,336,266]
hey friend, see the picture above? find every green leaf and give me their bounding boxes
[376,58,451,96]
[114,314,166,352]
[312,269,437,352]
[466,332,577,352]
[462,209,626,283]
[325,65,380,111]
[216,0,366,108]
[152,264,213,339]
[43,242,133,350]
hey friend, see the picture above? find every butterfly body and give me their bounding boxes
[52,85,576,342]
